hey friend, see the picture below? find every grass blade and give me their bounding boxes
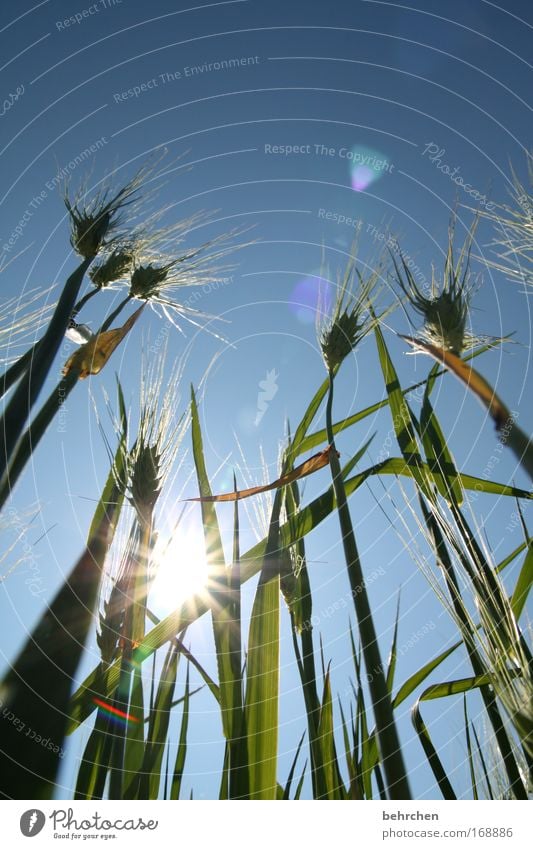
[74,709,114,800]
[316,665,346,799]
[170,663,191,800]
[244,479,283,799]
[411,698,457,800]
[373,322,431,498]
[294,761,308,799]
[137,643,179,799]
[190,386,242,754]
[121,661,147,799]
[464,697,478,800]
[386,595,401,696]
[392,639,463,709]
[472,723,494,800]
[282,732,305,800]
[420,364,463,505]
[511,543,533,620]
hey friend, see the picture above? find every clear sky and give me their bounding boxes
[1,0,532,800]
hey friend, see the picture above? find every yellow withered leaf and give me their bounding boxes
[63,304,145,379]
[400,334,512,431]
[186,445,339,502]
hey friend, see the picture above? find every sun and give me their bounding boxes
[150,522,209,612]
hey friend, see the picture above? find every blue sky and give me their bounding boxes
[1,0,532,800]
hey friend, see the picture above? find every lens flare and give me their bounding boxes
[93,697,139,726]
[352,165,375,192]
[289,275,332,325]
[349,146,391,192]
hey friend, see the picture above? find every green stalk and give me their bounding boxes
[71,285,101,318]
[284,480,325,798]
[0,295,132,508]
[131,515,152,646]
[1,286,102,398]
[109,515,151,801]
[325,368,411,800]
[0,257,92,481]
[0,413,126,800]
[1,345,38,398]
[108,647,134,800]
[228,492,248,799]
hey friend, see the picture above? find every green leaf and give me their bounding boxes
[170,663,191,800]
[463,698,478,800]
[190,390,249,798]
[510,543,533,620]
[392,639,464,709]
[386,595,401,696]
[288,368,338,462]
[349,632,373,800]
[472,723,494,800]
[420,364,463,505]
[373,322,431,498]
[244,509,281,799]
[419,675,493,700]
[122,662,147,799]
[411,699,457,800]
[190,386,235,743]
[219,744,230,800]
[74,710,113,800]
[316,666,346,799]
[340,434,376,479]
[228,489,248,799]
[89,379,128,547]
[244,452,299,800]
[294,762,308,799]
[495,538,533,574]
[286,507,325,799]
[338,700,359,799]
[146,610,221,705]
[282,732,306,800]
[137,643,179,799]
